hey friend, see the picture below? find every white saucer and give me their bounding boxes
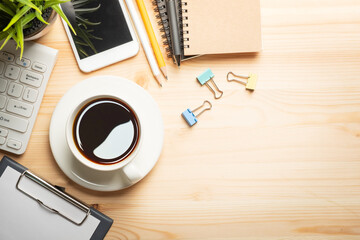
[49,76,164,191]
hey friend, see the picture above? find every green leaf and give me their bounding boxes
[75,26,96,53]
[21,12,36,26]
[15,21,24,59]
[86,29,102,41]
[72,0,89,8]
[0,32,8,41]
[3,0,17,12]
[12,31,20,49]
[51,4,76,35]
[16,0,41,13]
[0,3,15,16]
[35,5,49,25]
[74,4,101,14]
[2,5,31,31]
[44,0,69,10]
[77,45,89,58]
[74,40,88,47]
[76,16,101,26]
[0,30,15,50]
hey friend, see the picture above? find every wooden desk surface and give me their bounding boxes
[10,0,360,239]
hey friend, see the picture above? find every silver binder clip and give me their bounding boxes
[16,170,91,225]
[197,68,224,99]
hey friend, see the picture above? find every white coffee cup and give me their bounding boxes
[65,95,143,184]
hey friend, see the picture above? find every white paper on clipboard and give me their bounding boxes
[0,167,100,240]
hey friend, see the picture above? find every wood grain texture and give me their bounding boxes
[8,0,360,239]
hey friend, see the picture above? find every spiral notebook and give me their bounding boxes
[153,0,261,60]
[182,0,262,55]
[152,0,195,62]
[153,0,173,58]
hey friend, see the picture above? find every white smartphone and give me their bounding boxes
[60,0,139,72]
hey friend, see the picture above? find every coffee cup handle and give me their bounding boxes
[122,163,143,184]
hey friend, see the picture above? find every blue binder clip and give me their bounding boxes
[197,68,224,99]
[182,101,212,127]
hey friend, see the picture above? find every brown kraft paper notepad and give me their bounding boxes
[182,0,262,55]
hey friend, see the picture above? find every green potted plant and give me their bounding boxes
[0,0,76,58]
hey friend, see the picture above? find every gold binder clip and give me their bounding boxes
[227,72,258,91]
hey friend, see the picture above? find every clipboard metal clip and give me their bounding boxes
[16,170,91,226]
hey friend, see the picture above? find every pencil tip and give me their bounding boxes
[175,56,181,68]
[155,75,163,87]
[160,67,168,81]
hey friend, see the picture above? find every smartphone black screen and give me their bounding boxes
[62,0,133,59]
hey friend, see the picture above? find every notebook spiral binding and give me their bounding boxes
[179,1,189,49]
[152,0,174,59]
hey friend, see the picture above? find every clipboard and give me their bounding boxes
[0,156,113,240]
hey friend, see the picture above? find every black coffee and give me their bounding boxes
[73,98,140,165]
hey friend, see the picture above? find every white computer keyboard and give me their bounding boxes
[0,41,58,154]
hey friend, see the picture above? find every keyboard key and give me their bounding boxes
[0,78,7,92]
[0,41,57,154]
[7,99,33,118]
[0,127,8,137]
[16,57,31,68]
[20,70,43,87]
[0,61,4,74]
[32,62,47,73]
[7,82,23,98]
[0,95,6,109]
[5,65,21,80]
[0,52,15,62]
[23,87,38,103]
[7,139,22,150]
[0,112,28,133]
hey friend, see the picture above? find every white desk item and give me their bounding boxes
[0,156,113,240]
[60,0,140,73]
[0,40,57,154]
[124,0,163,87]
[49,76,164,191]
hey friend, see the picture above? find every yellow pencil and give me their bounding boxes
[136,0,168,80]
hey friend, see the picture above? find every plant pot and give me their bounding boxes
[24,8,58,41]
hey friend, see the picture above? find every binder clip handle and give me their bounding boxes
[227,71,257,91]
[227,72,248,85]
[197,69,224,99]
[192,100,212,118]
[181,100,212,127]
[206,80,223,99]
